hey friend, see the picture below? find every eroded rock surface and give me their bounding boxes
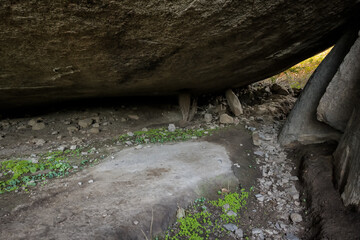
[278,27,359,146]
[0,1,359,108]
[317,33,360,132]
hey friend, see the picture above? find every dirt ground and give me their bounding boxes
[1,85,358,239]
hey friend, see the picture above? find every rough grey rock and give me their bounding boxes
[333,100,360,210]
[255,193,265,202]
[252,228,264,239]
[128,115,139,120]
[204,113,213,123]
[279,27,360,146]
[67,126,78,133]
[290,213,303,223]
[223,223,238,232]
[226,211,237,217]
[0,1,359,108]
[168,124,176,132]
[219,114,234,124]
[271,84,289,96]
[88,128,100,134]
[235,228,244,238]
[285,233,300,240]
[31,122,45,131]
[317,34,360,132]
[225,89,243,116]
[78,118,93,129]
[33,138,46,146]
[252,132,261,146]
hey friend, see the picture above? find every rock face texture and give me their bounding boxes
[334,101,360,210]
[317,35,360,132]
[278,28,359,146]
[0,1,359,108]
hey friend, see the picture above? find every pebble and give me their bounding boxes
[88,179,94,184]
[252,228,264,239]
[67,126,78,133]
[70,145,77,150]
[127,132,134,137]
[51,131,59,135]
[219,114,234,124]
[204,113,212,123]
[135,145,143,150]
[223,203,230,211]
[33,138,46,146]
[78,118,93,128]
[32,122,45,131]
[235,228,244,238]
[285,232,300,240]
[128,115,139,120]
[88,128,100,134]
[133,220,139,225]
[176,207,185,219]
[227,211,237,217]
[255,194,265,202]
[254,150,265,157]
[78,182,82,186]
[58,146,67,151]
[290,213,303,223]
[31,158,39,164]
[223,223,238,232]
[168,124,176,132]
[252,132,261,146]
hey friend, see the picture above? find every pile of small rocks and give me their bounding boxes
[249,122,304,240]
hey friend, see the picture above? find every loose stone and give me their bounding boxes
[223,223,238,232]
[290,213,303,223]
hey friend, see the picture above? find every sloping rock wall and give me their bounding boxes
[317,35,360,132]
[0,0,359,108]
[333,100,360,210]
[278,27,359,146]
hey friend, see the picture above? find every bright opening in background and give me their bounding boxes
[264,48,332,89]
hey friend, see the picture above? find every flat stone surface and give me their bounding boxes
[0,141,238,239]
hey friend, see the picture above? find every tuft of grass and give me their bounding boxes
[118,128,216,145]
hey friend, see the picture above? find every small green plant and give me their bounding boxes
[163,189,250,240]
[0,148,96,194]
[119,128,216,145]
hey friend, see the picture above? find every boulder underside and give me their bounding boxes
[0,0,359,108]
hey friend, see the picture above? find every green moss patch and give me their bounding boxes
[119,127,216,145]
[161,189,251,240]
[0,148,98,194]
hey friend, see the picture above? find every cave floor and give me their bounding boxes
[0,95,308,239]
